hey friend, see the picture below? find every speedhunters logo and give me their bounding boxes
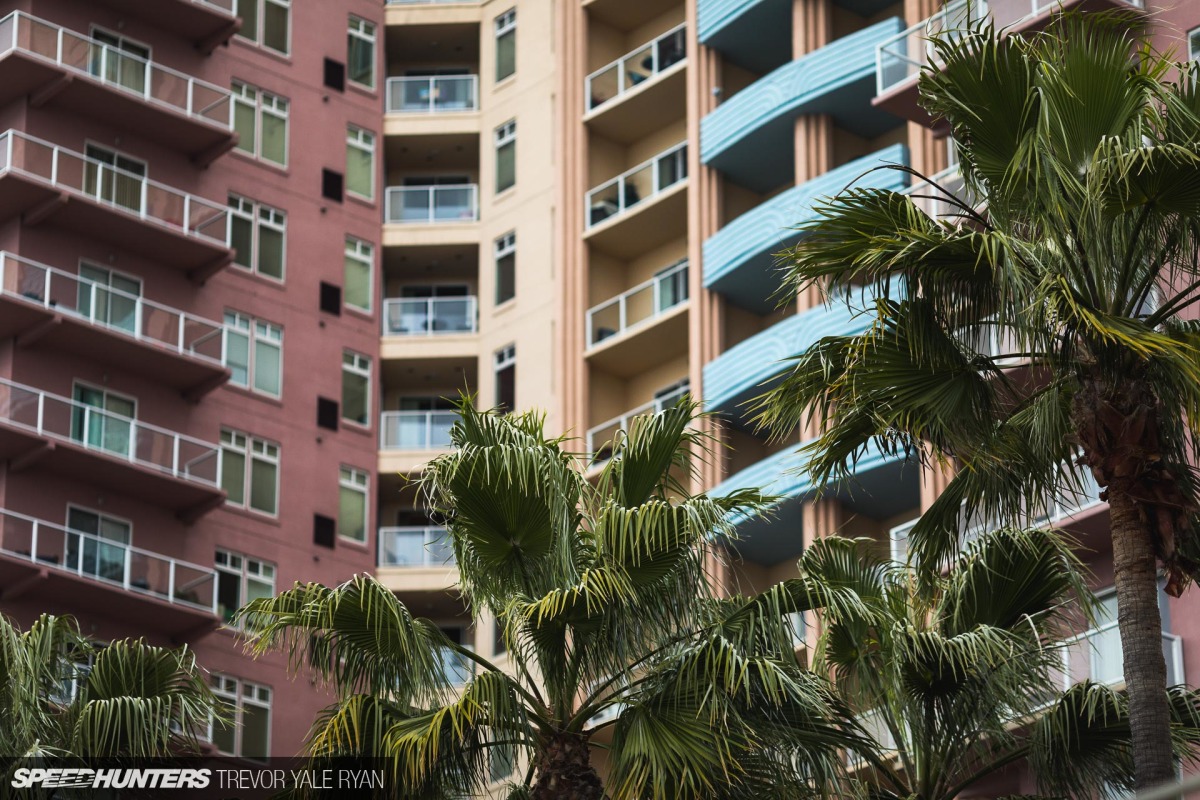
[11,768,212,790]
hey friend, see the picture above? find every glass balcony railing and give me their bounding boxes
[0,130,229,245]
[586,23,686,111]
[1057,621,1182,690]
[192,0,236,13]
[0,378,221,486]
[587,260,688,347]
[384,184,479,224]
[0,12,233,128]
[876,0,987,96]
[386,75,478,113]
[587,143,687,228]
[380,410,457,450]
[903,164,969,219]
[0,252,225,364]
[383,296,477,336]
[0,507,218,613]
[586,383,690,461]
[378,526,454,568]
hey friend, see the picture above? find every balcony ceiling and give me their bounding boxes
[385,132,480,172]
[584,0,682,32]
[385,23,480,63]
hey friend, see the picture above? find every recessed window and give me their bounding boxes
[224,311,283,397]
[228,194,286,280]
[342,351,371,426]
[494,344,516,413]
[495,9,516,82]
[78,263,141,334]
[220,429,280,517]
[83,144,146,213]
[346,126,376,200]
[232,81,289,166]
[344,237,374,313]
[71,383,136,459]
[209,674,271,761]
[234,0,290,56]
[347,16,376,89]
[338,466,369,543]
[494,231,516,305]
[215,549,275,626]
[89,29,151,94]
[494,119,516,194]
[65,506,132,583]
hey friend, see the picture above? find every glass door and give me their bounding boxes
[84,145,147,213]
[78,263,141,335]
[89,30,150,95]
[71,385,136,458]
[65,507,132,584]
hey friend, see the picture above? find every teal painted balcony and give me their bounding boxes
[703,144,908,312]
[700,17,904,192]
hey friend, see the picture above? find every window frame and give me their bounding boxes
[234,0,291,56]
[223,310,283,398]
[220,429,281,517]
[1190,26,1200,62]
[227,194,287,281]
[346,125,377,201]
[347,16,377,90]
[494,343,516,413]
[209,674,272,761]
[341,350,372,427]
[344,236,375,313]
[214,549,276,626]
[494,9,516,82]
[337,466,370,544]
[494,231,516,305]
[231,81,290,167]
[494,119,516,194]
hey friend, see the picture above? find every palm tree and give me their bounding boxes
[238,402,860,799]
[793,529,1200,799]
[752,11,1200,789]
[0,613,219,764]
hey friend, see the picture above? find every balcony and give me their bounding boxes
[0,131,232,280]
[378,526,454,569]
[703,144,909,312]
[700,17,904,192]
[585,143,688,258]
[903,164,968,219]
[387,75,478,114]
[586,383,690,463]
[0,252,229,398]
[383,185,479,247]
[585,24,687,144]
[697,0,793,73]
[379,409,456,474]
[384,296,478,337]
[586,260,689,377]
[1058,621,1182,690]
[91,0,238,52]
[0,13,236,163]
[0,378,224,520]
[0,507,218,637]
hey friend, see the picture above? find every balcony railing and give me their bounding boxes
[876,0,986,96]
[587,260,688,347]
[192,0,236,13]
[386,75,479,113]
[904,164,969,220]
[380,410,457,450]
[384,184,479,224]
[587,143,687,229]
[378,526,454,568]
[0,130,229,245]
[0,12,233,128]
[587,23,686,111]
[0,507,217,613]
[1058,621,1182,690]
[0,252,225,364]
[0,378,221,486]
[586,383,690,460]
[383,296,478,336]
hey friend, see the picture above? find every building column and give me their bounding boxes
[793,0,833,313]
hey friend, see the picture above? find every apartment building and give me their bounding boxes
[0,0,384,760]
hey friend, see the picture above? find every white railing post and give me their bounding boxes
[167,560,176,603]
[36,392,44,434]
[29,519,38,565]
[176,311,186,353]
[123,544,132,591]
[172,435,181,477]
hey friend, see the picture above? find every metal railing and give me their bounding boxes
[903,164,968,219]
[0,252,225,364]
[876,0,987,96]
[586,142,687,229]
[587,260,688,347]
[586,384,690,461]
[0,12,233,129]
[0,507,218,613]
[384,184,479,224]
[386,75,478,113]
[1057,621,1183,690]
[586,23,686,111]
[383,296,477,336]
[0,130,229,246]
[193,0,236,14]
[380,410,457,450]
[0,378,221,486]
[378,526,454,568]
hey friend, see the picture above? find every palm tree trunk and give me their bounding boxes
[531,732,606,800]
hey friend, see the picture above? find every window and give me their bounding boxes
[89,29,150,94]
[490,745,515,783]
[232,81,288,166]
[338,467,369,543]
[342,351,371,426]
[344,237,374,312]
[234,0,290,56]
[210,675,271,761]
[347,17,376,89]
[65,507,132,584]
[221,430,280,516]
[494,232,516,305]
[1191,27,1200,62]
[224,311,282,397]
[71,384,136,458]
[494,120,516,194]
[83,144,145,213]
[228,195,286,280]
[78,263,141,335]
[346,126,376,200]
[495,9,516,81]
[494,344,515,413]
[215,550,275,625]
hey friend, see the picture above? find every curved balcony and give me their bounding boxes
[586,383,689,464]
[0,131,232,280]
[92,0,238,52]
[700,17,904,192]
[0,252,229,398]
[0,507,218,637]
[704,144,908,312]
[586,259,689,377]
[0,379,224,520]
[585,143,688,258]
[585,24,687,145]
[697,0,792,73]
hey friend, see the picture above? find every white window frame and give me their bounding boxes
[342,350,372,427]
[1190,27,1200,62]
[215,549,276,626]
[347,16,377,89]
[232,81,289,167]
[494,9,516,82]
[227,194,287,281]
[494,343,516,411]
[344,236,375,313]
[234,0,291,56]
[346,126,377,201]
[220,429,281,517]
[223,310,283,398]
[338,466,370,543]
[494,119,516,194]
[494,231,516,305]
[209,674,272,761]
